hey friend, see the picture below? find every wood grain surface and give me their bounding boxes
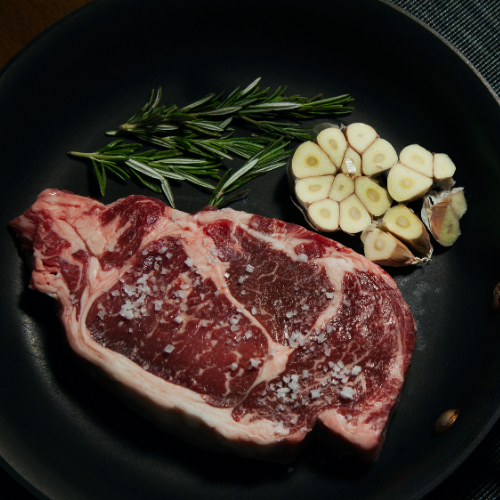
[0,0,93,69]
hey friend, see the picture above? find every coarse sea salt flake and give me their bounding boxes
[340,386,355,400]
[230,362,238,371]
[351,365,362,376]
[297,253,308,262]
[164,344,175,353]
[246,265,254,273]
[310,389,321,399]
[250,358,260,368]
[185,258,194,267]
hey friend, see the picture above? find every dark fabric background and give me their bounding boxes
[388,4,500,499]
[0,0,499,498]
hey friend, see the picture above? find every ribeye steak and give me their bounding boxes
[10,189,415,462]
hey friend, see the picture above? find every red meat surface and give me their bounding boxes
[10,189,415,462]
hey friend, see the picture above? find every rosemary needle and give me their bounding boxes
[209,138,291,207]
[69,140,221,207]
[107,77,354,140]
[71,78,354,207]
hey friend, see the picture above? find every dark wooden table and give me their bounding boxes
[0,0,93,70]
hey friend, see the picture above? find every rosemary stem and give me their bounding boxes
[68,151,127,161]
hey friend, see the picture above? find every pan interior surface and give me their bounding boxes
[1,1,500,499]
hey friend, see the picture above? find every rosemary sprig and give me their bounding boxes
[68,140,221,207]
[107,77,353,139]
[71,79,354,208]
[208,138,291,207]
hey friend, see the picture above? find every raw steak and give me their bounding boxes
[10,189,415,462]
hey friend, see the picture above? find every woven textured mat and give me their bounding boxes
[391,3,500,499]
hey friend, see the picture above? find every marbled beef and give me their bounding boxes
[10,189,415,462]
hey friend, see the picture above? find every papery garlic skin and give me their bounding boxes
[341,147,362,178]
[422,196,461,247]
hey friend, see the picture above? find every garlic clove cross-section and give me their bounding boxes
[449,188,467,219]
[362,139,399,177]
[339,194,372,234]
[329,173,355,202]
[295,175,335,207]
[344,123,379,154]
[387,163,433,202]
[400,144,434,178]
[362,226,421,267]
[433,153,456,182]
[341,147,362,178]
[291,141,337,179]
[316,127,348,168]
[355,176,393,217]
[307,199,340,232]
[381,204,432,257]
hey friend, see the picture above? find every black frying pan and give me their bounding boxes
[1,0,500,498]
